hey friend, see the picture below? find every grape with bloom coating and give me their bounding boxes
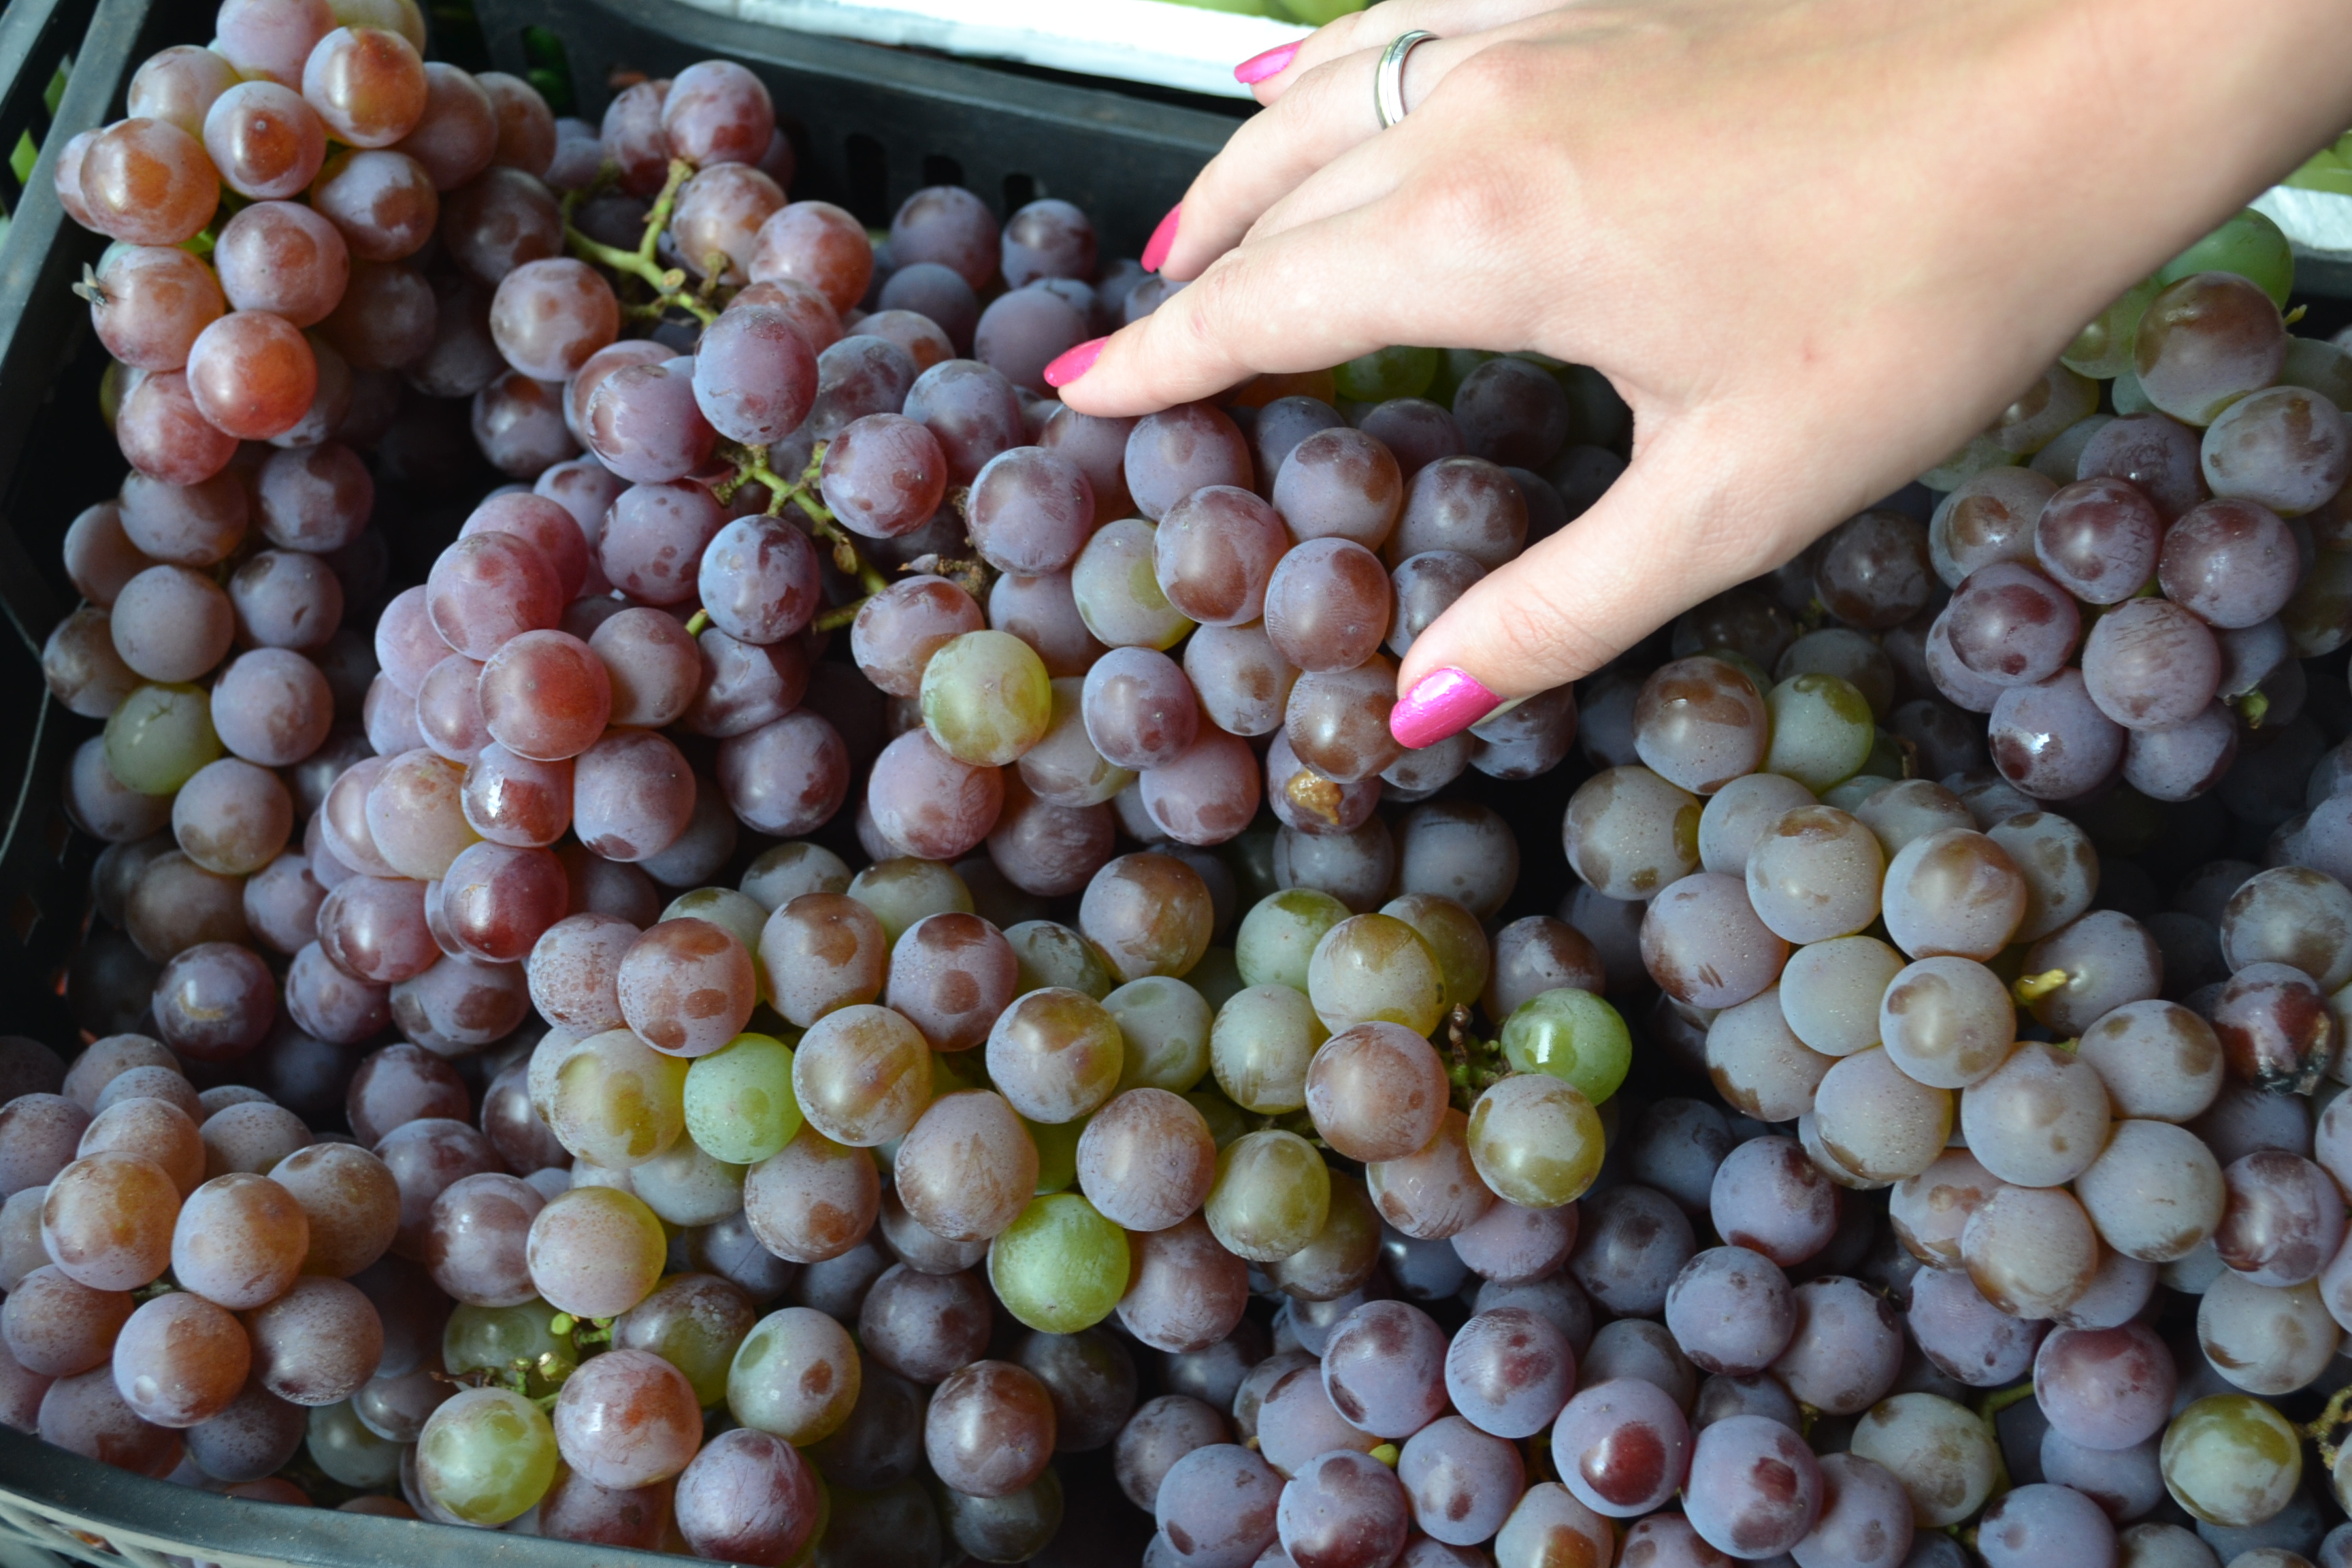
[416,1386,557,1524]
[525,1184,665,1319]
[1468,1074,1605,1209]
[988,1192,1130,1333]
[2159,1394,2301,1526]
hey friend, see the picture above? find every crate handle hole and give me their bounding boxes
[845,133,888,226]
[1002,173,1036,213]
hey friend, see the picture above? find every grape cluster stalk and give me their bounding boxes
[22,9,2352,1568]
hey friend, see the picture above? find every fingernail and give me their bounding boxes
[1391,668,1502,750]
[1233,41,1301,84]
[1043,338,1108,389]
[1141,205,1181,274]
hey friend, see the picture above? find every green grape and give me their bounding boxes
[664,887,769,962]
[1209,983,1329,1113]
[2290,147,2352,197]
[920,630,1054,766]
[1007,920,1114,998]
[1848,1394,1999,1528]
[2061,278,2160,379]
[2160,1394,2302,1527]
[1188,947,1246,1013]
[987,1192,1131,1333]
[1466,1073,1604,1207]
[1235,888,1350,993]
[1822,775,1892,813]
[1025,1114,1085,1194]
[2112,366,2157,416]
[1380,894,1490,1011]
[1918,431,2016,491]
[684,1032,803,1165]
[308,1398,403,1487]
[1306,913,1447,1036]
[1107,976,1213,1092]
[549,1028,691,1169]
[442,1305,575,1392]
[2156,209,2295,306]
[1500,989,1631,1105]
[1203,1129,1330,1262]
[1427,348,1500,407]
[1761,674,1874,791]
[1185,1090,1253,1150]
[847,857,974,945]
[1070,518,1194,651]
[1858,727,1906,781]
[617,1273,755,1407]
[1333,345,1439,403]
[416,1386,559,1526]
[630,1137,749,1226]
[105,681,220,794]
[1271,0,1365,22]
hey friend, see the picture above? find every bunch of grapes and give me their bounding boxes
[24,3,2352,1567]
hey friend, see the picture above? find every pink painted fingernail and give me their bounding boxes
[1391,668,1501,750]
[1141,204,1181,274]
[1043,338,1108,389]
[1233,41,1301,84]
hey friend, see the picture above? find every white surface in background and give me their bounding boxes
[665,0,1309,99]
[2253,185,2352,261]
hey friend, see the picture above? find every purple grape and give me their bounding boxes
[1663,1246,1794,1377]
[1682,1415,1823,1560]
[1552,1376,1693,1516]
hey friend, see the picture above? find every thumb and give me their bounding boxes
[1389,419,1816,748]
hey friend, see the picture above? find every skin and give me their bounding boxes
[1057,0,2352,720]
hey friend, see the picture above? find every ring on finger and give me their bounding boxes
[1375,29,1439,129]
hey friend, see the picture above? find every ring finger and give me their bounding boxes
[1244,0,1572,101]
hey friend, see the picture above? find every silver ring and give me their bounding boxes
[1375,29,1437,129]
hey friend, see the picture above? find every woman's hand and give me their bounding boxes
[1053,0,2352,743]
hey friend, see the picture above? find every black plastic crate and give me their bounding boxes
[0,0,1227,1558]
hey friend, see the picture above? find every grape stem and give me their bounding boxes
[2010,968,2070,1005]
[717,439,892,598]
[1968,1379,2036,1515]
[562,157,718,327]
[2303,1381,2352,1471]
[1442,1006,1507,1111]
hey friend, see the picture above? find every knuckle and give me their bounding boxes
[1446,37,1549,105]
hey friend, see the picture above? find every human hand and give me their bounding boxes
[1052,0,2352,745]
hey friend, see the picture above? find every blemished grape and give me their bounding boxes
[2134,273,2287,426]
[1682,1414,1823,1558]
